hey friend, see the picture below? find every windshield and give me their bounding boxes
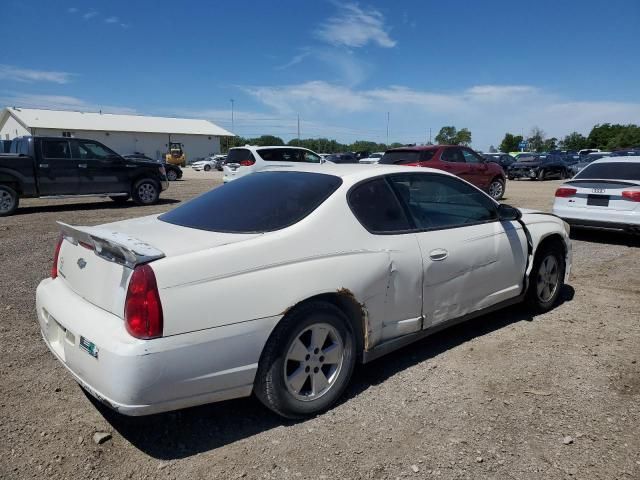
[159,171,343,233]
[575,162,640,181]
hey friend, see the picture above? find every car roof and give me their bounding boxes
[590,156,640,164]
[231,145,311,151]
[260,163,460,183]
[386,145,442,151]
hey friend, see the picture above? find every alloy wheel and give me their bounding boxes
[138,183,156,203]
[536,254,560,302]
[0,190,15,213]
[488,180,504,199]
[284,323,345,401]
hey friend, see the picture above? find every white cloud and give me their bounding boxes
[0,93,137,115]
[83,11,98,20]
[243,80,640,148]
[0,65,73,84]
[68,7,78,14]
[316,3,396,48]
[105,16,119,24]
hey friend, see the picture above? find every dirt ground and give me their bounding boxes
[1,169,638,480]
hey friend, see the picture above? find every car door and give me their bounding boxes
[36,139,80,195]
[387,173,527,328]
[348,177,424,342]
[461,148,490,188]
[439,147,473,183]
[73,140,128,194]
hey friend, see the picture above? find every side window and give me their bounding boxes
[388,174,497,230]
[281,149,304,162]
[461,149,483,164]
[349,178,411,234]
[76,141,118,160]
[42,140,71,159]
[440,147,464,163]
[257,149,283,162]
[303,150,321,163]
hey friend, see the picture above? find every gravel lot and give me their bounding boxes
[1,169,638,480]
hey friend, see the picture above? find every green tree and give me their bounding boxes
[559,132,589,151]
[455,128,472,146]
[247,135,284,146]
[389,142,404,149]
[527,127,546,152]
[499,133,523,153]
[542,137,558,152]
[435,126,458,144]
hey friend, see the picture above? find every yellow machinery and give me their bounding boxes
[165,142,186,167]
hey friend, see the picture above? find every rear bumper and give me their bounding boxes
[553,204,640,230]
[36,278,280,415]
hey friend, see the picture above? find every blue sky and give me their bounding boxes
[1,0,639,149]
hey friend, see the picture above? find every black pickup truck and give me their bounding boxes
[0,136,169,216]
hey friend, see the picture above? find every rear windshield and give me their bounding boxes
[227,148,254,164]
[575,162,640,181]
[159,171,343,233]
[379,150,434,165]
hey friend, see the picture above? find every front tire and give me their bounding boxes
[0,185,19,217]
[488,178,505,200]
[204,165,211,172]
[254,301,356,419]
[526,243,565,313]
[132,179,160,205]
[537,169,546,181]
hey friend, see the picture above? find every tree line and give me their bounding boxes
[221,123,640,154]
[499,124,640,153]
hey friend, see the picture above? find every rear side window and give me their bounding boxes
[349,178,411,233]
[576,162,640,181]
[42,140,71,159]
[440,148,464,163]
[227,148,255,164]
[159,171,342,233]
[258,148,304,162]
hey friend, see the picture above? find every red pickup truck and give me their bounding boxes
[380,145,507,200]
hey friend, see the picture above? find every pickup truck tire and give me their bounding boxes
[109,195,130,204]
[132,179,160,205]
[0,185,19,217]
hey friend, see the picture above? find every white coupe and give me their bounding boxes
[37,165,571,418]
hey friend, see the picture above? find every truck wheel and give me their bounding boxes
[132,179,160,206]
[0,185,19,217]
[254,301,356,419]
[109,195,130,204]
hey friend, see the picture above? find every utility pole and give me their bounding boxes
[386,112,390,146]
[297,114,300,140]
[230,99,235,133]
[429,127,432,144]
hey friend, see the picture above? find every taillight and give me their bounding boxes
[51,235,63,279]
[239,159,255,166]
[555,187,577,198]
[125,264,163,339]
[622,190,640,202]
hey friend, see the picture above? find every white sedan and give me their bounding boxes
[37,165,571,418]
[553,157,640,233]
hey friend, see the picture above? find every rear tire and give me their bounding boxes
[0,185,19,217]
[254,301,356,419]
[526,242,565,313]
[166,170,178,181]
[132,179,160,205]
[109,195,130,204]
[488,178,505,200]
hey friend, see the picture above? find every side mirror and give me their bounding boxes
[497,203,522,221]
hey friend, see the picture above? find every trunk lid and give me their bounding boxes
[562,179,640,212]
[56,216,262,317]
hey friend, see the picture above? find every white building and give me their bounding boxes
[0,107,235,162]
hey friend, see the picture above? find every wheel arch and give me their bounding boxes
[276,290,367,362]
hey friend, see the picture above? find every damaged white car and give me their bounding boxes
[37,165,571,418]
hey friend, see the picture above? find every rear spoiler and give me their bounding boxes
[57,222,165,268]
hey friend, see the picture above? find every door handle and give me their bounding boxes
[38,163,49,168]
[78,164,88,168]
[429,249,449,261]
